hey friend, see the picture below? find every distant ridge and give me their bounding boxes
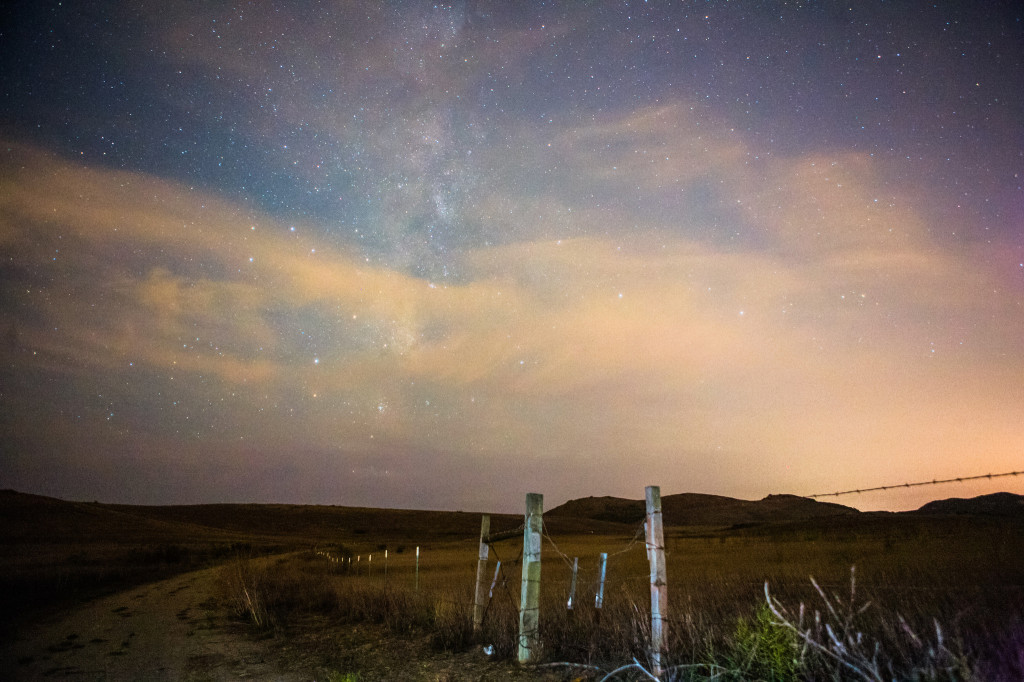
[0,489,222,543]
[912,492,1024,517]
[547,492,859,526]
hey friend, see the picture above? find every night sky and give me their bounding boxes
[2,1,1022,512]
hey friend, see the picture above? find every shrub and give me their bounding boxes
[722,603,801,680]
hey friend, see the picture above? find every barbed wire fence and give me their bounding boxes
[469,470,1024,676]
[305,470,1022,677]
[805,469,1023,498]
[311,469,1023,589]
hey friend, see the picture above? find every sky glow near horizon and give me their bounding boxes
[1,1,1022,513]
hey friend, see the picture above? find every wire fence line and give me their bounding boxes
[466,515,656,627]
[313,469,1023,616]
[535,518,659,606]
[805,469,1023,498]
[478,468,1024,621]
[302,473,1024,678]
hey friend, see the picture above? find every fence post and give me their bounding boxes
[567,557,579,610]
[595,552,608,623]
[518,492,543,665]
[646,485,668,678]
[473,515,491,634]
[415,546,420,592]
[489,560,502,599]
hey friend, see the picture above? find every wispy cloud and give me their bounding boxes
[2,88,1021,508]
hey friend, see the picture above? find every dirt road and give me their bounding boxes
[1,562,553,681]
[1,563,313,681]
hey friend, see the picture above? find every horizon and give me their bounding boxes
[7,482,1021,517]
[2,2,1022,513]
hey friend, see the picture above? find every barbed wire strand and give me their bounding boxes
[489,541,524,615]
[540,520,578,570]
[607,521,648,558]
[806,470,1023,498]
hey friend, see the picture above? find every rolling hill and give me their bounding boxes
[547,492,860,526]
[912,491,1024,517]
[548,490,1024,527]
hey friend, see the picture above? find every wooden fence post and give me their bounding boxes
[518,493,543,664]
[595,551,608,623]
[415,546,420,592]
[646,485,668,678]
[473,515,491,633]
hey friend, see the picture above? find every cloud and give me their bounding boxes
[2,93,1021,509]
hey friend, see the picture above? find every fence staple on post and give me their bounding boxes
[518,492,543,665]
[646,485,668,679]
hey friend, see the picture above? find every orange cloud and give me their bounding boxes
[2,106,1021,508]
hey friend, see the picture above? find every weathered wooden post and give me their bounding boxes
[595,552,608,623]
[472,515,491,633]
[518,493,543,664]
[415,546,420,592]
[567,557,579,610]
[646,485,668,678]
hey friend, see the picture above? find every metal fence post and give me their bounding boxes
[595,551,608,624]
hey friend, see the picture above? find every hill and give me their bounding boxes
[103,501,526,543]
[547,492,860,526]
[0,489,244,544]
[912,491,1024,517]
[0,489,610,548]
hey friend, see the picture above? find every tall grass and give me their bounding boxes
[220,548,1004,680]
[221,551,438,634]
[217,517,1024,679]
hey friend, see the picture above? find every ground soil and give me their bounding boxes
[0,560,566,681]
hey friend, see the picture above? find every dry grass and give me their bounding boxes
[219,518,1024,680]
[6,491,1021,678]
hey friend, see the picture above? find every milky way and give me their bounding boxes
[2,1,1022,511]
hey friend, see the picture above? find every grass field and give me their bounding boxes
[221,515,1024,680]
[4,489,1023,679]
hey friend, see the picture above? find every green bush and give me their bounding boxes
[724,603,801,680]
